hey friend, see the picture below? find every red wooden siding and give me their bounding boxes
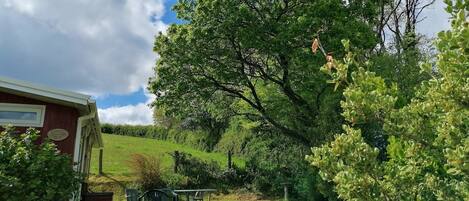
[0,91,79,157]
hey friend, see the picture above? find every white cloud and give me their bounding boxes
[98,103,153,125]
[98,88,156,125]
[0,0,166,125]
[0,0,167,96]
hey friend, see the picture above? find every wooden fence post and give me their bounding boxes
[174,151,180,173]
[227,150,232,169]
[98,149,103,176]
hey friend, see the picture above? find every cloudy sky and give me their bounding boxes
[0,0,450,125]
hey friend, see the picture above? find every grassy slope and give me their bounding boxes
[88,133,251,201]
[90,134,245,176]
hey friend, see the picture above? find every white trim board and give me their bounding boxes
[0,76,91,106]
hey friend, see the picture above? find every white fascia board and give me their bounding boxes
[88,100,103,148]
[0,76,91,106]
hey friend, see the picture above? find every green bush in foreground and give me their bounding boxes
[308,2,468,200]
[0,127,81,201]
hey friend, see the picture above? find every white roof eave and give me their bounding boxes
[0,76,91,106]
[87,100,103,148]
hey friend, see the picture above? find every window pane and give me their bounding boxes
[0,111,37,121]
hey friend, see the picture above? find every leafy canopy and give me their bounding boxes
[307,1,469,200]
[150,0,380,145]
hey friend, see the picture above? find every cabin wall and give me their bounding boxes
[0,91,79,156]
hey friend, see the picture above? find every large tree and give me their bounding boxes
[149,0,380,146]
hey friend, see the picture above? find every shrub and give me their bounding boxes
[218,164,249,189]
[214,118,253,155]
[0,127,81,201]
[161,173,188,189]
[128,154,165,191]
[175,130,210,151]
[242,133,334,201]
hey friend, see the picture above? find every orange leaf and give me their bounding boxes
[312,38,319,54]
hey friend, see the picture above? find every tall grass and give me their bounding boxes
[128,154,165,190]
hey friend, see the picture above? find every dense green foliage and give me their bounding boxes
[148,1,383,198]
[0,128,81,201]
[100,124,328,200]
[101,124,163,138]
[101,123,212,151]
[241,133,332,200]
[210,117,334,200]
[173,151,247,189]
[213,117,254,155]
[307,2,468,200]
[149,0,382,146]
[147,0,451,200]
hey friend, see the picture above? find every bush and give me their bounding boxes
[128,154,165,191]
[242,133,333,201]
[161,173,188,189]
[0,127,81,201]
[173,152,223,188]
[214,118,253,155]
[169,129,210,151]
[218,165,250,189]
[170,151,248,192]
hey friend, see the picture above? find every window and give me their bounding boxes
[0,103,46,127]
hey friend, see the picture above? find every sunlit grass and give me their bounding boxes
[90,133,245,176]
[88,133,247,201]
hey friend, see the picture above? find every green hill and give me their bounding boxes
[88,133,247,201]
[90,133,244,176]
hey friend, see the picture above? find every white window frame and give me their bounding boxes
[0,103,46,127]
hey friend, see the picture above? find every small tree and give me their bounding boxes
[0,127,81,201]
[307,1,468,200]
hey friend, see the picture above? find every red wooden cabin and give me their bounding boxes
[0,76,108,200]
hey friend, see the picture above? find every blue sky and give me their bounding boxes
[0,0,450,125]
[96,88,148,109]
[161,0,183,24]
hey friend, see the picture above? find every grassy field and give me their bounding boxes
[90,133,245,176]
[88,133,260,201]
